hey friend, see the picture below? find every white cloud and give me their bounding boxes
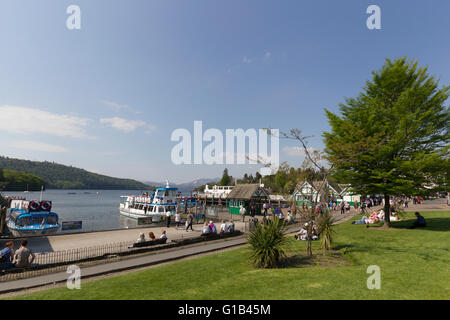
[11,140,70,153]
[283,146,315,157]
[100,99,129,111]
[100,117,156,134]
[0,105,91,139]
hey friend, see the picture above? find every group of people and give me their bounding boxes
[294,222,319,241]
[351,210,427,228]
[201,220,235,235]
[135,230,167,243]
[352,209,388,224]
[0,240,36,271]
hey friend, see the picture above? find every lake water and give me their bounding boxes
[2,189,147,233]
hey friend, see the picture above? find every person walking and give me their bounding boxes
[166,211,171,228]
[186,212,194,232]
[174,210,181,229]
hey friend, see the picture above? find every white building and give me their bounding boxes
[203,185,234,199]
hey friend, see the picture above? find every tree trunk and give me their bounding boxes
[0,207,5,235]
[384,193,391,227]
[307,239,312,257]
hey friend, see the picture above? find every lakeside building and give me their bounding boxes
[292,180,361,206]
[203,185,234,199]
[227,184,270,215]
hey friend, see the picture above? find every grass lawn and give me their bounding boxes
[9,211,450,300]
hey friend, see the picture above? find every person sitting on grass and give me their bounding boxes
[367,211,380,224]
[201,222,211,236]
[311,224,319,240]
[294,224,308,240]
[408,212,426,229]
[352,215,369,224]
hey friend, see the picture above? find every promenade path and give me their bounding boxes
[0,221,247,253]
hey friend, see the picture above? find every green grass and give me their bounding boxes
[9,211,450,300]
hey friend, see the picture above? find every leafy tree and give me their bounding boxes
[324,58,449,226]
[0,169,46,191]
[219,168,232,186]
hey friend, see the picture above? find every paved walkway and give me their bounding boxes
[0,221,247,253]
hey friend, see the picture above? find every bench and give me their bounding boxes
[171,231,242,245]
[130,238,167,248]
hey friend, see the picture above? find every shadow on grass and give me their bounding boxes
[355,218,450,232]
[279,251,350,269]
[391,218,450,232]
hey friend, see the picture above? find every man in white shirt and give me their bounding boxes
[175,211,181,229]
[166,211,171,228]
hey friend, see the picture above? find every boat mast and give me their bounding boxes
[39,185,44,201]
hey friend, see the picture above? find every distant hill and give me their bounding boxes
[142,178,220,193]
[0,168,46,191]
[0,156,152,190]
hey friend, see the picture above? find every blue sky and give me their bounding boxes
[0,0,449,183]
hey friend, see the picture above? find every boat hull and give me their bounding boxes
[119,209,161,222]
[7,223,60,237]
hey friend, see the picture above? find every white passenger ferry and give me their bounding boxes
[119,181,178,222]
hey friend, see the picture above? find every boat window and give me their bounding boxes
[32,216,45,225]
[17,217,31,226]
[168,206,176,211]
[158,206,165,213]
[164,190,169,197]
[47,215,57,225]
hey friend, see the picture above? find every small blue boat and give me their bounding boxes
[6,199,60,237]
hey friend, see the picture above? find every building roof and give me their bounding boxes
[227,184,269,200]
[293,180,349,196]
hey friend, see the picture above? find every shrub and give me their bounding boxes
[317,210,336,251]
[247,216,288,268]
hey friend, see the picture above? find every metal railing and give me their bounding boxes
[0,239,165,282]
[0,228,245,283]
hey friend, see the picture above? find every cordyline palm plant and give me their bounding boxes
[247,216,288,268]
[317,210,336,251]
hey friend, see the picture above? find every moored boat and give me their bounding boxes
[119,181,178,222]
[6,199,60,237]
